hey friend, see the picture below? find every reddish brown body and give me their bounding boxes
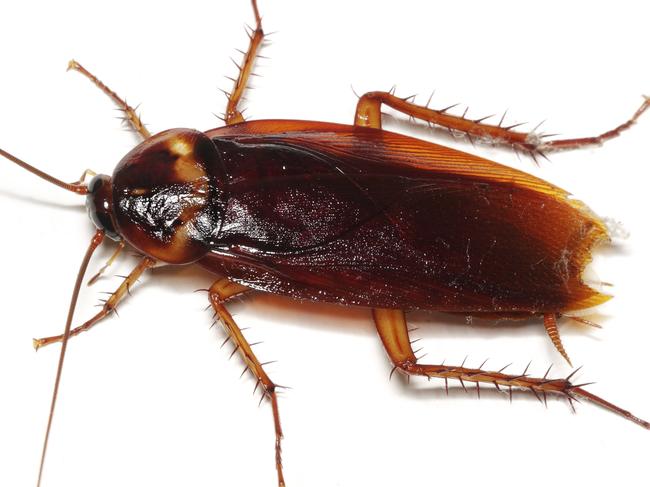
[2,3,648,487]
[101,120,608,316]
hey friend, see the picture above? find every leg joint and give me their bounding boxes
[393,359,418,374]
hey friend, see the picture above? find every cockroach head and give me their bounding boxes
[86,174,120,241]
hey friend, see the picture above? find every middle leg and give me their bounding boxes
[222,0,266,125]
[209,277,286,487]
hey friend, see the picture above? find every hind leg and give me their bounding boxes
[355,90,649,157]
[372,308,649,429]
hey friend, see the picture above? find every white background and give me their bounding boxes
[1,1,649,486]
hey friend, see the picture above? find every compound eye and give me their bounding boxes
[87,174,105,194]
[86,174,120,241]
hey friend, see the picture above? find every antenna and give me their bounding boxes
[36,230,105,486]
[0,147,88,195]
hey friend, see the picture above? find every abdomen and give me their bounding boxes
[200,120,610,313]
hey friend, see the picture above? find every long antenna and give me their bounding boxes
[0,147,88,195]
[36,230,105,487]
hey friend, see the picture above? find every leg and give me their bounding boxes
[33,256,156,349]
[372,308,649,429]
[87,240,126,286]
[222,0,265,125]
[355,91,650,157]
[209,277,285,487]
[67,60,151,139]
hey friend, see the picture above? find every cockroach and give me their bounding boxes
[2,1,649,486]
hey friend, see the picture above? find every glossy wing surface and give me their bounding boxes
[200,121,609,313]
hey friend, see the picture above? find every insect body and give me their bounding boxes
[91,121,608,316]
[2,2,649,486]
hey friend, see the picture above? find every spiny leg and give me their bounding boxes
[209,277,286,487]
[33,256,156,349]
[210,276,252,302]
[540,98,649,152]
[543,313,572,366]
[87,240,126,286]
[372,308,649,429]
[354,91,650,157]
[67,60,151,139]
[222,0,265,125]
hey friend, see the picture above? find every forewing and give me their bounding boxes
[202,121,609,313]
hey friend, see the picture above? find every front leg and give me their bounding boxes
[67,60,151,139]
[208,277,286,487]
[33,256,156,349]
